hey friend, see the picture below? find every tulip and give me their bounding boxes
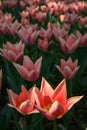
[2,13,14,23]
[79,17,87,27]
[34,11,47,23]
[7,85,38,115]
[47,2,56,14]
[70,2,86,13]
[13,56,42,81]
[58,34,80,54]
[54,2,64,16]
[2,0,18,8]
[0,41,25,62]
[33,78,83,120]
[39,27,52,41]
[55,57,80,79]
[17,26,39,46]
[38,38,50,51]
[6,20,21,35]
[51,23,67,42]
[60,13,80,25]
[76,31,87,47]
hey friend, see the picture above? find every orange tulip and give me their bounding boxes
[55,57,80,79]
[0,41,25,62]
[7,85,38,115]
[13,56,42,81]
[33,78,83,120]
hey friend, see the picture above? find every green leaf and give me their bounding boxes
[30,114,44,130]
[0,106,11,130]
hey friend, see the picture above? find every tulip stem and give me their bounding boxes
[66,79,72,98]
[53,120,58,130]
[23,116,28,130]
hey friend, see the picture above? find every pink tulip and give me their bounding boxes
[79,17,87,27]
[51,23,67,42]
[70,2,86,13]
[13,56,42,81]
[0,41,25,62]
[54,2,64,16]
[7,85,38,115]
[34,11,47,23]
[2,0,18,8]
[33,78,83,120]
[6,20,21,35]
[60,13,80,25]
[39,27,52,40]
[38,38,50,51]
[58,34,80,54]
[17,26,39,46]
[76,31,87,47]
[47,2,56,14]
[55,57,80,79]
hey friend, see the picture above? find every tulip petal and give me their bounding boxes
[13,63,29,80]
[52,79,67,105]
[70,66,80,79]
[63,66,72,79]
[49,101,64,119]
[59,36,66,50]
[19,100,33,114]
[35,101,64,120]
[35,104,55,120]
[60,59,67,70]
[28,70,38,81]
[33,87,44,107]
[35,56,42,73]
[67,34,75,46]
[23,55,35,71]
[15,52,23,62]
[18,85,30,104]
[41,77,53,98]
[55,64,64,75]
[7,89,18,106]
[71,38,80,49]
[64,96,83,114]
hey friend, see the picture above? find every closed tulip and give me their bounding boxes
[55,57,80,79]
[13,56,42,81]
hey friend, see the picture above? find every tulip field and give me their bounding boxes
[0,0,87,130]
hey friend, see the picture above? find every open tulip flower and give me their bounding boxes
[13,56,42,81]
[0,41,25,62]
[33,78,83,120]
[58,34,80,54]
[55,57,80,79]
[7,85,38,115]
